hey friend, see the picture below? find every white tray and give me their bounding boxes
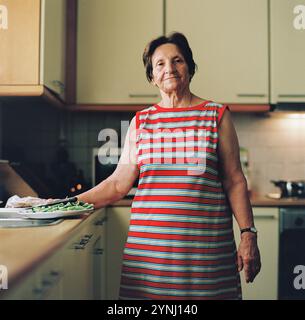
[17,208,94,219]
[0,208,25,218]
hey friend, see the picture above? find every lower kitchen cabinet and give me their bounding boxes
[3,206,279,300]
[4,249,64,300]
[233,207,279,300]
[61,209,107,300]
[105,206,131,299]
[2,209,107,300]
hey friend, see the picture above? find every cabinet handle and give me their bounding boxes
[237,94,266,98]
[49,270,61,282]
[94,217,108,226]
[94,248,104,255]
[74,243,86,250]
[51,80,65,89]
[278,94,305,98]
[33,270,61,299]
[74,234,93,249]
[129,94,158,98]
[254,215,277,219]
[32,287,44,297]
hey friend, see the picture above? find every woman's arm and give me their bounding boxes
[217,110,253,229]
[217,109,261,283]
[77,116,139,209]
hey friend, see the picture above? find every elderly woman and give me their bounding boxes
[78,32,261,300]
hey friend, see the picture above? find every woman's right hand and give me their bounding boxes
[237,233,261,283]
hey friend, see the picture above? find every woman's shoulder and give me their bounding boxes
[136,105,157,115]
[205,100,227,109]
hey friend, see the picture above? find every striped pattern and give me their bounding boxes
[119,101,241,300]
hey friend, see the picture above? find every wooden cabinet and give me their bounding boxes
[270,0,305,104]
[233,207,279,300]
[77,0,162,105]
[105,206,131,299]
[0,0,40,86]
[166,0,269,104]
[0,0,66,100]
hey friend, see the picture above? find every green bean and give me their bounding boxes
[32,200,94,214]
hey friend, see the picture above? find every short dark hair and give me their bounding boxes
[143,32,197,83]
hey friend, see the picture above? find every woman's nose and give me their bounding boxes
[165,62,175,74]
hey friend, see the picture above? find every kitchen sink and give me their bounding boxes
[0,218,63,228]
[0,209,63,228]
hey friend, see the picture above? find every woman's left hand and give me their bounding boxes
[237,233,261,283]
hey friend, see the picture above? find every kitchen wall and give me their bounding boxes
[64,110,134,183]
[233,112,305,195]
[0,100,133,195]
[2,100,305,197]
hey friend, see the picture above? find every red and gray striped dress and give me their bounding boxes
[119,100,241,300]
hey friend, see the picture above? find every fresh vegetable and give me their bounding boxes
[31,201,94,213]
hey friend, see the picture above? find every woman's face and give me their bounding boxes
[151,43,190,94]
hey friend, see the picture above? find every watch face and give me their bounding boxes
[250,227,257,233]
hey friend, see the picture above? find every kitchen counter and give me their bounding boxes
[250,195,305,207]
[1,195,304,297]
[0,209,105,291]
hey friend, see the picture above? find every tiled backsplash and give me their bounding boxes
[233,113,305,195]
[2,101,305,196]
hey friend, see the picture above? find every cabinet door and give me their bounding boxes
[62,224,95,300]
[92,211,107,300]
[35,250,63,300]
[106,206,131,299]
[233,207,279,300]
[166,0,269,104]
[270,0,305,103]
[77,0,162,104]
[41,0,66,99]
[0,0,40,85]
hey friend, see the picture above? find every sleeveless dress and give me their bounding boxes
[119,100,242,300]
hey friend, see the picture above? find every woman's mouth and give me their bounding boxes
[165,76,179,80]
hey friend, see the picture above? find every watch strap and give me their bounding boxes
[240,227,257,234]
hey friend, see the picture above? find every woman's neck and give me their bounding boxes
[159,90,193,108]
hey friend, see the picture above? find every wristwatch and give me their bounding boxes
[240,226,258,235]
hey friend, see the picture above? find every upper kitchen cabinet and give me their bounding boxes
[41,0,66,100]
[166,0,269,104]
[0,0,66,101]
[270,0,305,104]
[77,0,162,105]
